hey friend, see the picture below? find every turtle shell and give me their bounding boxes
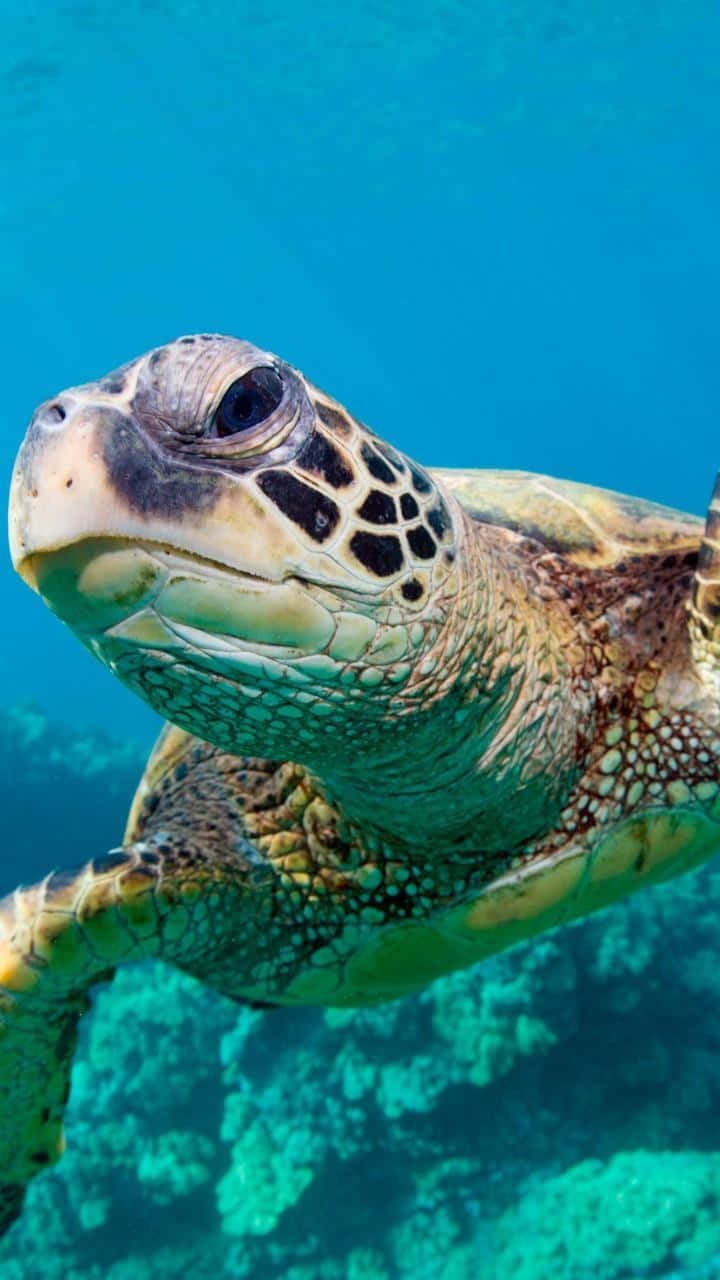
[432,469,702,568]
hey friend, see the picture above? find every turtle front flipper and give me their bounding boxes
[0,836,250,1236]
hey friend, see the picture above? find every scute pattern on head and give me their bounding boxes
[246,382,457,599]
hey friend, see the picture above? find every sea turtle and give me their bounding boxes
[2,333,720,1233]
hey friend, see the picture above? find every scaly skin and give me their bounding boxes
[106,519,588,857]
[3,332,720,1234]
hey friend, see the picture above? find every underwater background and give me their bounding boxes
[2,1,720,1276]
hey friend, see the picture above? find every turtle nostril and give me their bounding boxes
[35,400,67,429]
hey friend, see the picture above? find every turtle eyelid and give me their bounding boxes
[210,367,286,440]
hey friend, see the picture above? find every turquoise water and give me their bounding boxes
[2,2,720,1276]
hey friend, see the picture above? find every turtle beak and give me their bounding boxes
[8,395,165,630]
[8,393,96,585]
[13,548,39,594]
[16,539,165,633]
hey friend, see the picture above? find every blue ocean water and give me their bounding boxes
[2,3,720,1277]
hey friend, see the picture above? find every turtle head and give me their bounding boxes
[9,335,497,845]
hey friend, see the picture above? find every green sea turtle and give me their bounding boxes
[3,333,720,1232]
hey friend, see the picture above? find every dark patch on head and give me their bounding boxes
[317,403,353,438]
[427,502,450,540]
[376,441,406,473]
[30,1151,50,1166]
[683,549,699,569]
[46,867,84,894]
[92,851,129,874]
[101,408,220,519]
[174,761,189,781]
[357,489,397,525]
[701,595,720,621]
[400,492,419,519]
[401,578,424,601]
[407,525,436,559]
[409,465,433,495]
[257,469,340,542]
[296,432,354,488]
[445,549,455,564]
[179,337,196,344]
[361,442,396,485]
[350,530,404,576]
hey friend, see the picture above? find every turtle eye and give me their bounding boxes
[213,366,284,438]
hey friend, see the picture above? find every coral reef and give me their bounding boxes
[487,1151,720,1280]
[2,702,720,1277]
